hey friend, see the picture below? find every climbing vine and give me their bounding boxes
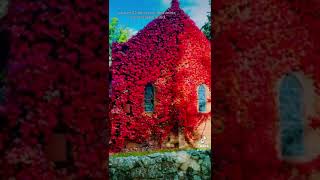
[0,0,108,179]
[213,0,320,179]
[110,3,211,152]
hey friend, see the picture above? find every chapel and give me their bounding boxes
[110,0,211,152]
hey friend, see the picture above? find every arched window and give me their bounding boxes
[279,74,304,156]
[198,84,207,113]
[144,83,154,112]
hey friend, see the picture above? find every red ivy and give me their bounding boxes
[110,5,211,152]
[213,0,320,179]
[0,0,108,179]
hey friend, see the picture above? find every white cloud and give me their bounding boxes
[161,0,211,29]
[127,28,138,38]
[162,0,172,6]
[186,1,210,28]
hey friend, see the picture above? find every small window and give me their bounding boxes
[46,121,73,169]
[46,133,68,162]
[126,100,133,115]
[279,74,304,156]
[144,83,154,112]
[108,72,112,97]
[198,84,207,113]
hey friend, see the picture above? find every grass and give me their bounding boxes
[110,147,210,158]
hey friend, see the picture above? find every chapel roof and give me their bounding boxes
[112,0,206,48]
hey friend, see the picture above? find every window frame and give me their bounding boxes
[278,73,305,157]
[144,83,155,113]
[198,84,208,113]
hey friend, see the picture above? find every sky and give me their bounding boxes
[109,0,211,36]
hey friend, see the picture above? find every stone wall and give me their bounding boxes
[109,150,211,180]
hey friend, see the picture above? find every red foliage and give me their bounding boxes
[110,4,211,152]
[0,0,108,179]
[213,0,320,179]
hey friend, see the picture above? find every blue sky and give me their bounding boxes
[109,0,211,35]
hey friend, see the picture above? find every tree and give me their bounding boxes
[109,18,131,66]
[201,0,211,40]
